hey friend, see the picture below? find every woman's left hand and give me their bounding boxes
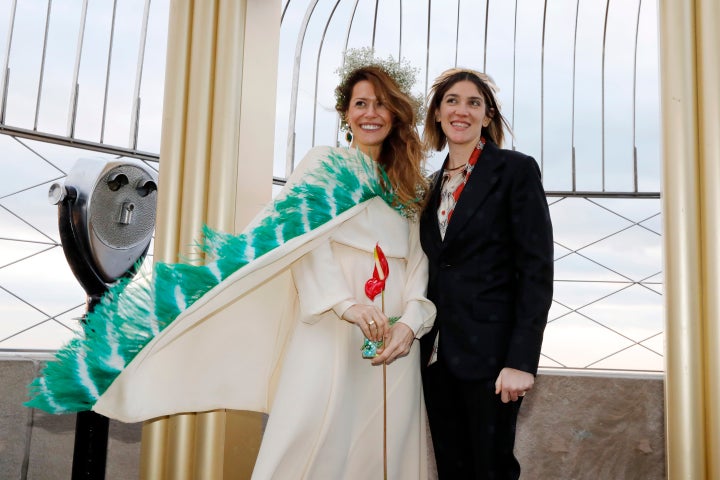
[495,367,535,403]
[371,322,414,365]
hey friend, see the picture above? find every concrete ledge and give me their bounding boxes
[2,358,664,479]
[0,358,141,480]
[516,374,665,479]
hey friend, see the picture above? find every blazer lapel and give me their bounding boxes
[421,161,445,250]
[442,142,505,246]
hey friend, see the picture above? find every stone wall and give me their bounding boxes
[516,373,665,479]
[1,358,664,479]
[1,358,141,480]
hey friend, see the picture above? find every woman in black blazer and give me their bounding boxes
[419,69,554,479]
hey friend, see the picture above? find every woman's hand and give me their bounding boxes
[371,322,414,365]
[494,367,535,403]
[342,304,388,341]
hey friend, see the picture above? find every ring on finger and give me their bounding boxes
[368,320,375,326]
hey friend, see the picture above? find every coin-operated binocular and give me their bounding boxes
[48,157,158,480]
[49,158,158,305]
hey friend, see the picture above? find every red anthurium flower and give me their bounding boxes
[365,243,389,300]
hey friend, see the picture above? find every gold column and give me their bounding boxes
[660,0,720,478]
[697,0,720,478]
[140,0,279,478]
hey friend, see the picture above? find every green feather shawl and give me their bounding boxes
[26,147,409,414]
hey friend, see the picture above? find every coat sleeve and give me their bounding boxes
[506,156,554,374]
[398,221,437,338]
[291,239,356,322]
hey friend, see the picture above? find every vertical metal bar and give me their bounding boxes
[483,0,489,72]
[601,0,610,191]
[454,0,460,67]
[129,0,152,149]
[334,0,362,144]
[571,0,580,191]
[424,0,431,95]
[511,0,517,149]
[540,0,548,175]
[67,0,89,138]
[311,0,342,146]
[398,0,403,60]
[34,0,53,131]
[281,0,292,23]
[69,83,79,138]
[100,0,119,143]
[340,0,362,67]
[1,68,9,124]
[0,0,18,123]
[285,0,321,176]
[371,0,379,49]
[132,97,142,149]
[632,0,643,192]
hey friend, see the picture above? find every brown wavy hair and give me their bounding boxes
[335,66,427,214]
[424,68,511,150]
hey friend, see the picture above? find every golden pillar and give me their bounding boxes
[142,0,279,478]
[659,0,720,478]
[696,0,720,476]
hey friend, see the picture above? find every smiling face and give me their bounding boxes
[435,79,492,151]
[345,80,393,160]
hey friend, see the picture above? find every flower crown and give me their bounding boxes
[334,47,425,130]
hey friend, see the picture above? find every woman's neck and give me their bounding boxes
[446,142,478,170]
[353,143,382,162]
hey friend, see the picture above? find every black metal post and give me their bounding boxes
[71,297,109,480]
[71,411,109,479]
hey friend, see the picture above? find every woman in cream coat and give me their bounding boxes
[29,61,435,479]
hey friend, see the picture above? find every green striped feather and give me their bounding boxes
[26,148,403,414]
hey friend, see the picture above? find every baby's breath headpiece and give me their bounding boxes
[334,47,425,131]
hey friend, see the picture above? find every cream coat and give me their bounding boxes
[94,147,436,479]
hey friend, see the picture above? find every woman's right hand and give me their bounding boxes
[341,304,388,341]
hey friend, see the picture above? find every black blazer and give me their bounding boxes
[419,141,554,380]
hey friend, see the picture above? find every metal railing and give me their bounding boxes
[0,0,663,372]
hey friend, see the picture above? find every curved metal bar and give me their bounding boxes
[371,0,379,49]
[129,0,152,149]
[483,0,489,72]
[0,0,18,123]
[601,0,610,191]
[571,0,580,191]
[424,0,431,94]
[34,0,52,131]
[285,0,321,176]
[100,0,119,143]
[540,0,547,175]
[632,0,642,192]
[0,124,159,161]
[311,0,343,146]
[340,0,362,77]
[511,0,517,149]
[398,0,402,60]
[281,0,292,23]
[67,0,88,138]
[454,0,460,67]
[333,0,361,144]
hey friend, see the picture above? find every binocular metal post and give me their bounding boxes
[49,158,158,479]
